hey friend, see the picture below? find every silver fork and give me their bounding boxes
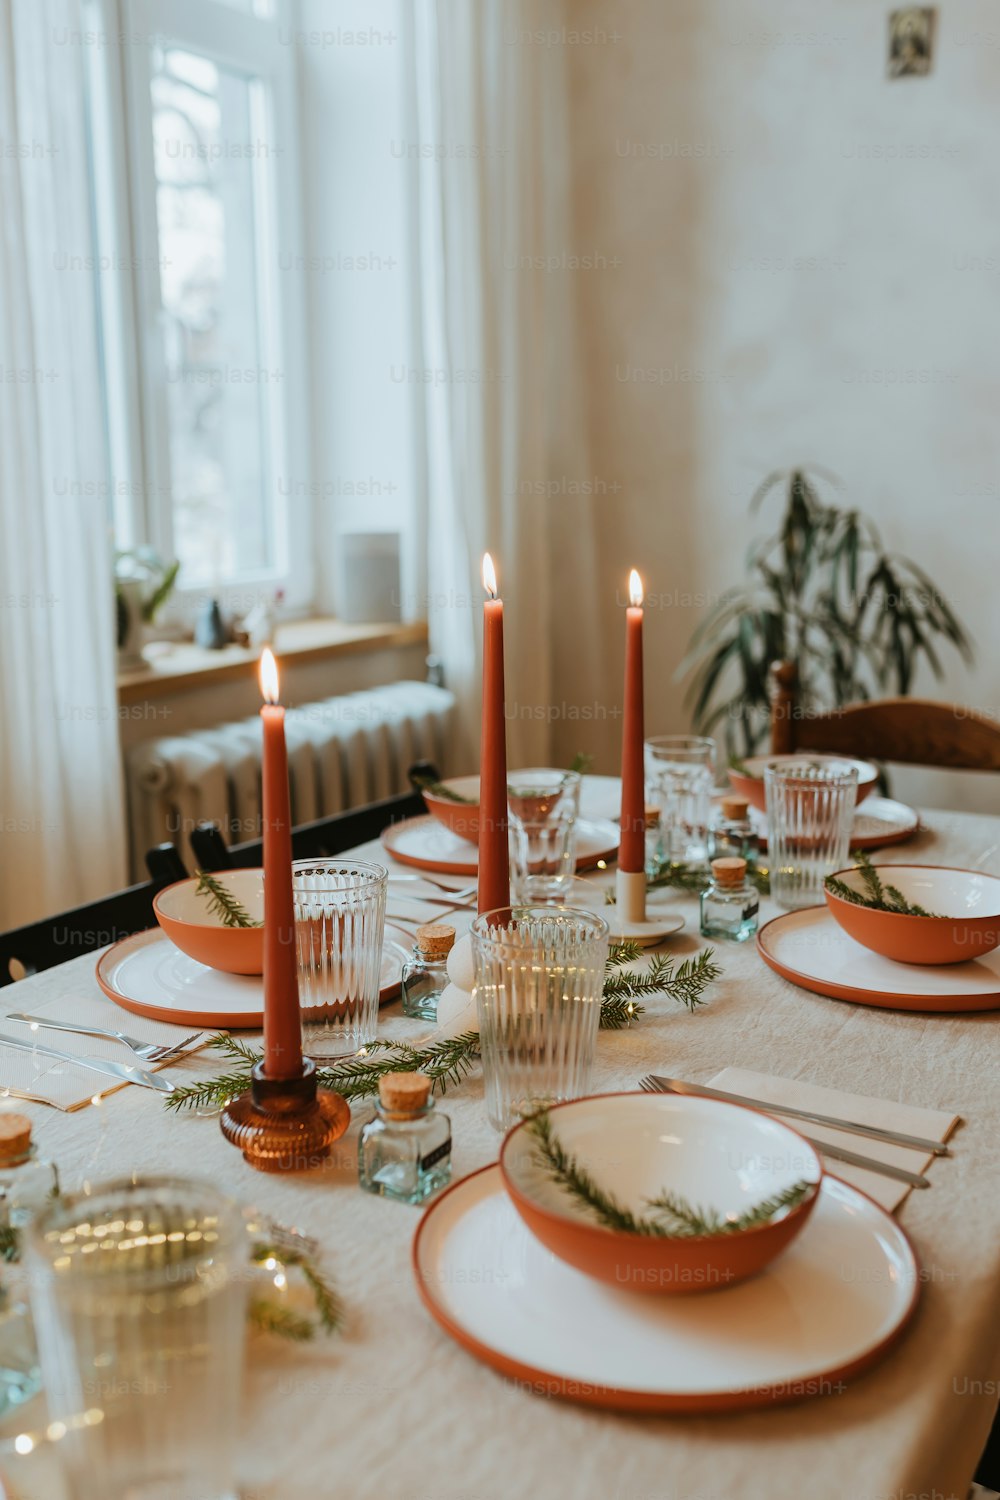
[5,1014,205,1064]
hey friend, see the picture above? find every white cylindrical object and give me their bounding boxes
[616,867,647,924]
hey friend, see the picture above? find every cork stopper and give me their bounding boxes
[644,803,661,828]
[711,857,747,889]
[721,796,749,821]
[378,1072,432,1114]
[416,923,456,959]
[0,1114,32,1164]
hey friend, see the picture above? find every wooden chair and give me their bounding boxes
[769,661,1000,770]
[0,844,189,987]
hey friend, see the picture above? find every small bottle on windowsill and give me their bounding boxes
[700,857,759,943]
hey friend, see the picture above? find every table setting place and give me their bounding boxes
[0,561,998,1500]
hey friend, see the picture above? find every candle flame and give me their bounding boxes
[482,552,498,599]
[628,569,643,608]
[259,647,280,705]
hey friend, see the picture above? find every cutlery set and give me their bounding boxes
[0,1016,207,1095]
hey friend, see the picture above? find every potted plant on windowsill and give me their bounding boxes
[115,548,180,672]
[681,468,974,759]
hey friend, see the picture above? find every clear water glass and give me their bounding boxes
[292,860,388,1059]
[471,906,609,1133]
[507,768,582,901]
[25,1177,248,1500]
[644,735,716,866]
[764,763,859,909]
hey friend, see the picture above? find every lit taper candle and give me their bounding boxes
[478,553,510,914]
[617,569,647,922]
[259,648,304,1078]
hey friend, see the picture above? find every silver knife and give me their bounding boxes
[649,1075,949,1157]
[0,1031,174,1094]
[798,1133,929,1189]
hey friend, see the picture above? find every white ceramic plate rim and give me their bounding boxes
[737,754,878,785]
[413,1165,918,1409]
[758,906,1000,1001]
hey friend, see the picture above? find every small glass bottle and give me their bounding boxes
[401,923,455,1022]
[708,796,759,864]
[359,1073,452,1205]
[0,1115,59,1416]
[700,857,759,942]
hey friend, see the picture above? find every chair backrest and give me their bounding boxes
[190,782,433,872]
[769,660,1000,770]
[0,845,189,987]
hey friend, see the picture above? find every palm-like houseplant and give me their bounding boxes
[682,468,974,758]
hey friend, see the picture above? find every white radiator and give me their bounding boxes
[125,680,455,878]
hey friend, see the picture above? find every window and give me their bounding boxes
[86,0,310,613]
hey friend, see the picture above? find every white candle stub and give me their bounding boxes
[446,931,475,992]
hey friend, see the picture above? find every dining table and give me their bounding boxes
[2,789,999,1500]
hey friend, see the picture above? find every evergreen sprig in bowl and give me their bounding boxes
[153,870,264,974]
[824,864,1000,966]
[419,774,481,844]
[499,1094,822,1295]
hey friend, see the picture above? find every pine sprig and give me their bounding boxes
[645,859,771,896]
[527,1109,813,1238]
[602,947,721,1015]
[195,870,262,928]
[411,775,475,804]
[250,1234,344,1340]
[825,850,939,916]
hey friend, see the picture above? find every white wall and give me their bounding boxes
[559,0,1000,811]
[294,0,422,620]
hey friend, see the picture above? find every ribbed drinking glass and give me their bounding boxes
[644,735,717,865]
[764,762,859,909]
[471,906,609,1133]
[507,768,582,901]
[292,860,388,1059]
[25,1177,248,1500]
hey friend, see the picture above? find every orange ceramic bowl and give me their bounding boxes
[728,753,878,814]
[824,864,1000,966]
[421,775,481,845]
[153,870,264,975]
[500,1093,822,1295]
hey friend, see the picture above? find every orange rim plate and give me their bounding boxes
[758,905,1000,1012]
[745,796,920,853]
[95,924,412,1029]
[413,1164,919,1413]
[381,814,619,876]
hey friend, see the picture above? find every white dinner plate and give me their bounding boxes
[748,796,920,853]
[758,906,1000,1012]
[95,924,412,1029]
[413,1165,918,1412]
[382,816,620,877]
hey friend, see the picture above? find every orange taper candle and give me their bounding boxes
[259,648,304,1079]
[478,553,510,914]
[619,569,646,874]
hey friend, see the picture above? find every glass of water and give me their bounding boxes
[506,769,582,901]
[644,735,717,866]
[25,1177,248,1500]
[471,905,609,1132]
[292,860,388,1059]
[764,762,859,909]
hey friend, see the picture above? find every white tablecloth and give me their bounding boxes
[3,807,999,1500]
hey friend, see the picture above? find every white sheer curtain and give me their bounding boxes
[411,0,602,770]
[0,0,126,926]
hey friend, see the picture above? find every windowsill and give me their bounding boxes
[116,618,429,705]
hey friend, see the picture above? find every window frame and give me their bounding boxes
[86,0,312,620]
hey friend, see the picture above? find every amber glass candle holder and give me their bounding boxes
[220,1058,350,1174]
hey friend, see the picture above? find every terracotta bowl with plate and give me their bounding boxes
[728,753,878,814]
[824,864,1000,966]
[421,775,481,845]
[500,1093,822,1295]
[153,870,264,975]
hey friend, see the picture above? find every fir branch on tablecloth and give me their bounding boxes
[163,943,720,1113]
[643,859,770,897]
[249,1232,344,1341]
[526,1109,812,1238]
[195,870,262,928]
[0,1224,19,1263]
[824,849,940,916]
